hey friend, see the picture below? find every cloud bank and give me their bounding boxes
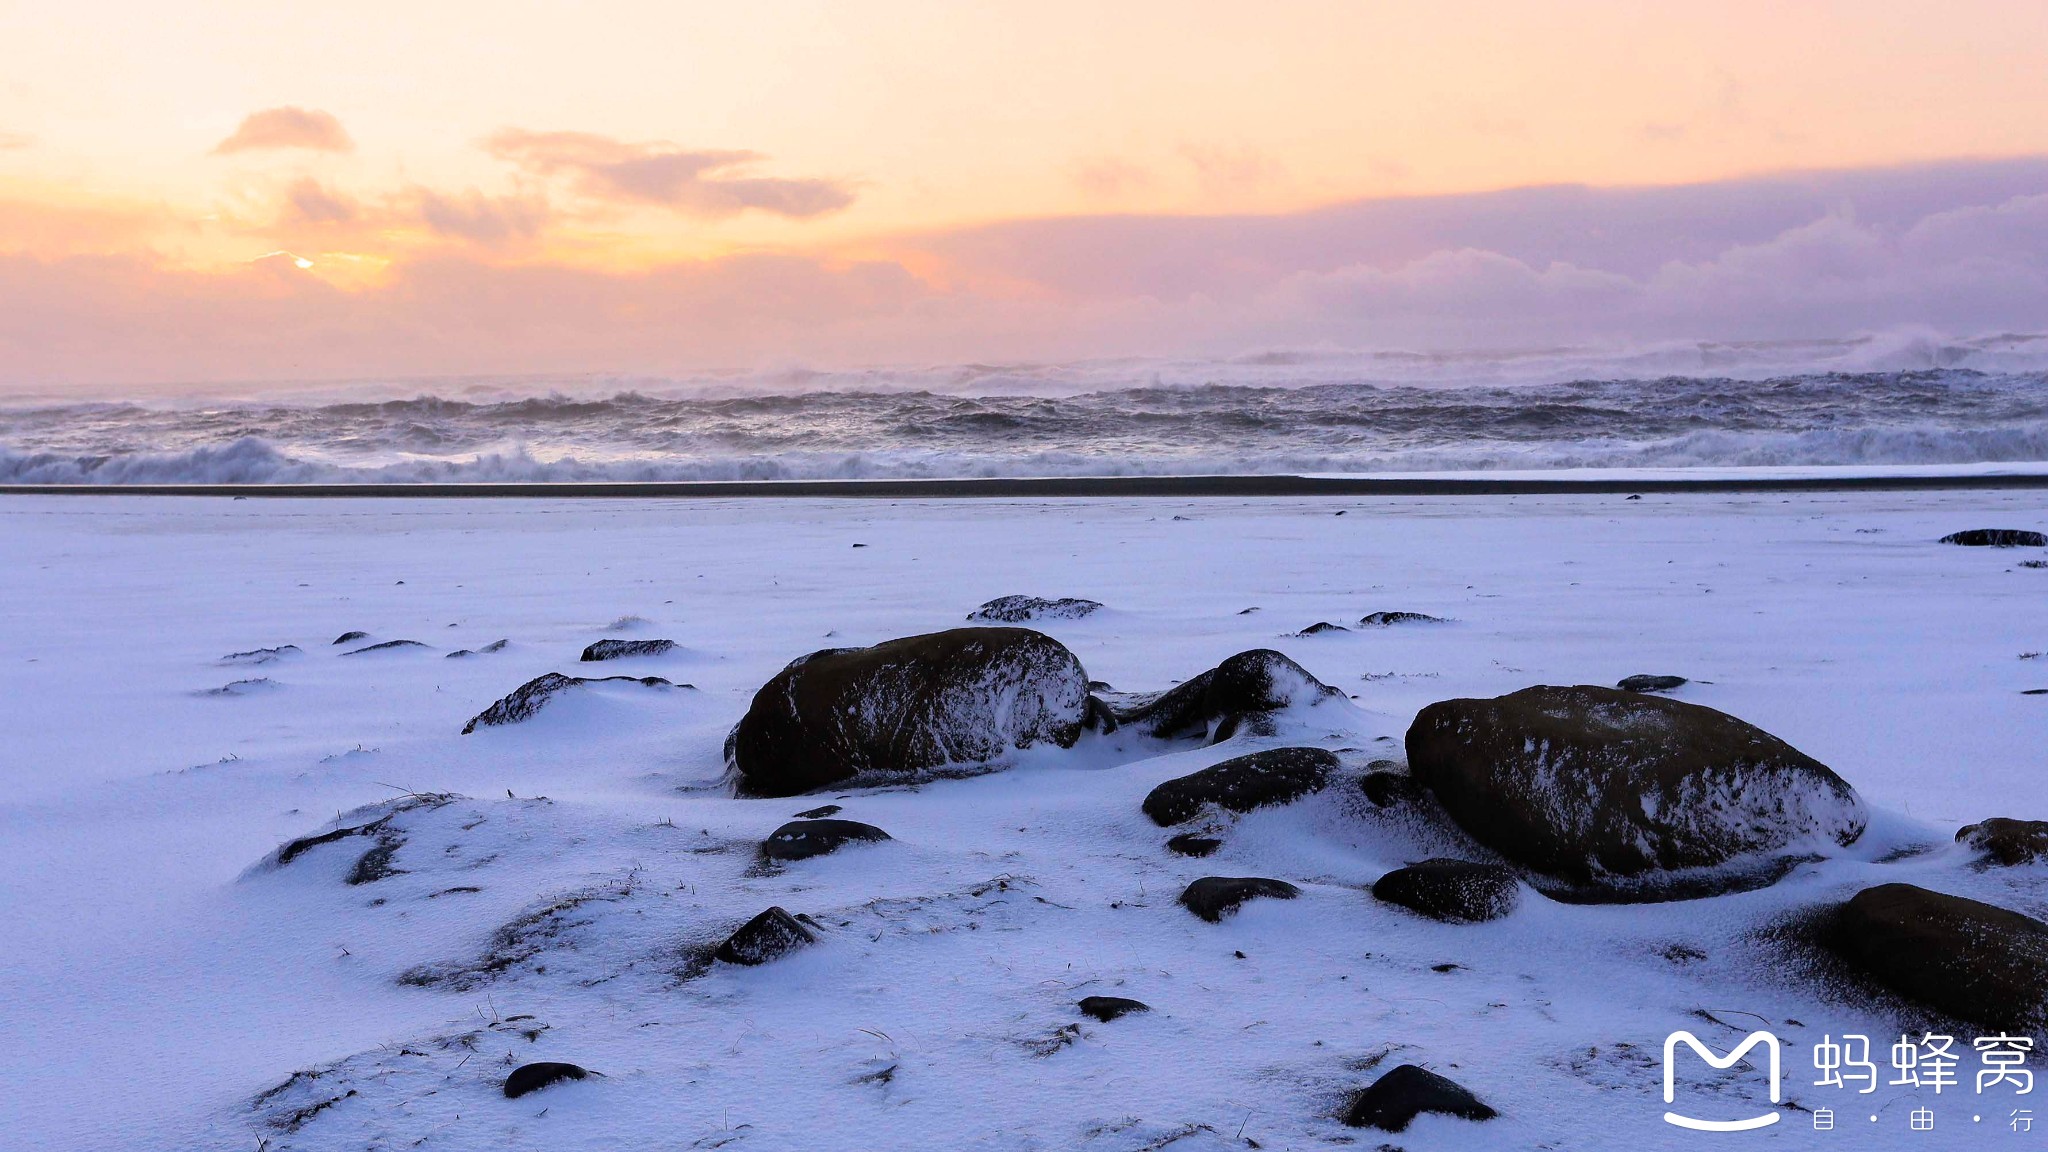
[2,158,2047,389]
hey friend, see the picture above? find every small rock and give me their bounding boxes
[1956,818,2048,866]
[1359,770,1424,808]
[1166,834,1222,858]
[1617,674,1687,693]
[715,906,817,965]
[794,804,843,819]
[1941,529,2047,547]
[332,630,369,645]
[342,640,429,656]
[1343,1064,1497,1131]
[581,638,678,661]
[1115,649,1344,743]
[761,819,892,861]
[1178,876,1300,922]
[1372,860,1521,923]
[1295,621,1349,636]
[967,595,1104,623]
[503,1062,592,1099]
[221,645,301,665]
[1142,747,1339,826]
[446,639,509,659]
[463,672,677,733]
[1078,996,1151,1022]
[1358,611,1446,627]
[1825,883,2048,1028]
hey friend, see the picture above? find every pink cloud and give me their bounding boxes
[213,107,353,155]
[485,129,854,218]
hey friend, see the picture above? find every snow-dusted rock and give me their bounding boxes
[1077,996,1150,1022]
[502,1062,593,1098]
[1343,1064,1496,1132]
[715,906,816,965]
[1616,673,1686,693]
[580,638,677,661]
[461,672,678,732]
[1826,883,2048,1028]
[1116,649,1344,743]
[1141,746,1337,826]
[967,594,1103,622]
[726,627,1092,797]
[1940,528,2047,547]
[760,818,892,861]
[1957,817,2048,866]
[1407,685,1865,890]
[1371,859,1521,923]
[1357,611,1446,626]
[1177,876,1299,922]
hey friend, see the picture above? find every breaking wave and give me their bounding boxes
[6,364,2048,483]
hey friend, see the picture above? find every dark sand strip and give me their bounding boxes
[8,473,2048,498]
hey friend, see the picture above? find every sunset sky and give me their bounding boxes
[3,1,2047,388]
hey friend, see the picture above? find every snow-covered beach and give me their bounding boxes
[6,490,2048,1150]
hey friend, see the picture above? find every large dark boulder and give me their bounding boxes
[1343,1064,1496,1131]
[1117,650,1344,743]
[1372,860,1521,923]
[968,595,1103,622]
[1941,529,2047,547]
[1178,876,1300,922]
[727,628,1091,797]
[761,819,892,861]
[715,907,817,966]
[1141,747,1338,826]
[1408,686,1865,887]
[1826,883,2048,1028]
[1957,818,2048,866]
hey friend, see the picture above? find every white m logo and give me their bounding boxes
[1663,1030,1782,1132]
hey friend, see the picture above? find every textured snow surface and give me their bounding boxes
[4,492,2048,1150]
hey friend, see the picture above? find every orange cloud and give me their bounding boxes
[485,129,853,219]
[213,107,354,155]
[0,132,31,150]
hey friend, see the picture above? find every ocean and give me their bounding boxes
[6,346,2048,483]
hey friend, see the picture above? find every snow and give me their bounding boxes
[3,491,2046,1150]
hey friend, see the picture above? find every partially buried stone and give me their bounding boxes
[1825,883,2048,1028]
[1941,529,2047,547]
[715,907,817,965]
[1178,876,1300,922]
[1141,747,1338,826]
[503,1062,592,1099]
[1957,818,2048,866]
[1343,1064,1497,1131]
[1372,859,1521,923]
[760,819,891,861]
[1077,996,1151,1022]
[581,638,677,661]
[1617,674,1687,693]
